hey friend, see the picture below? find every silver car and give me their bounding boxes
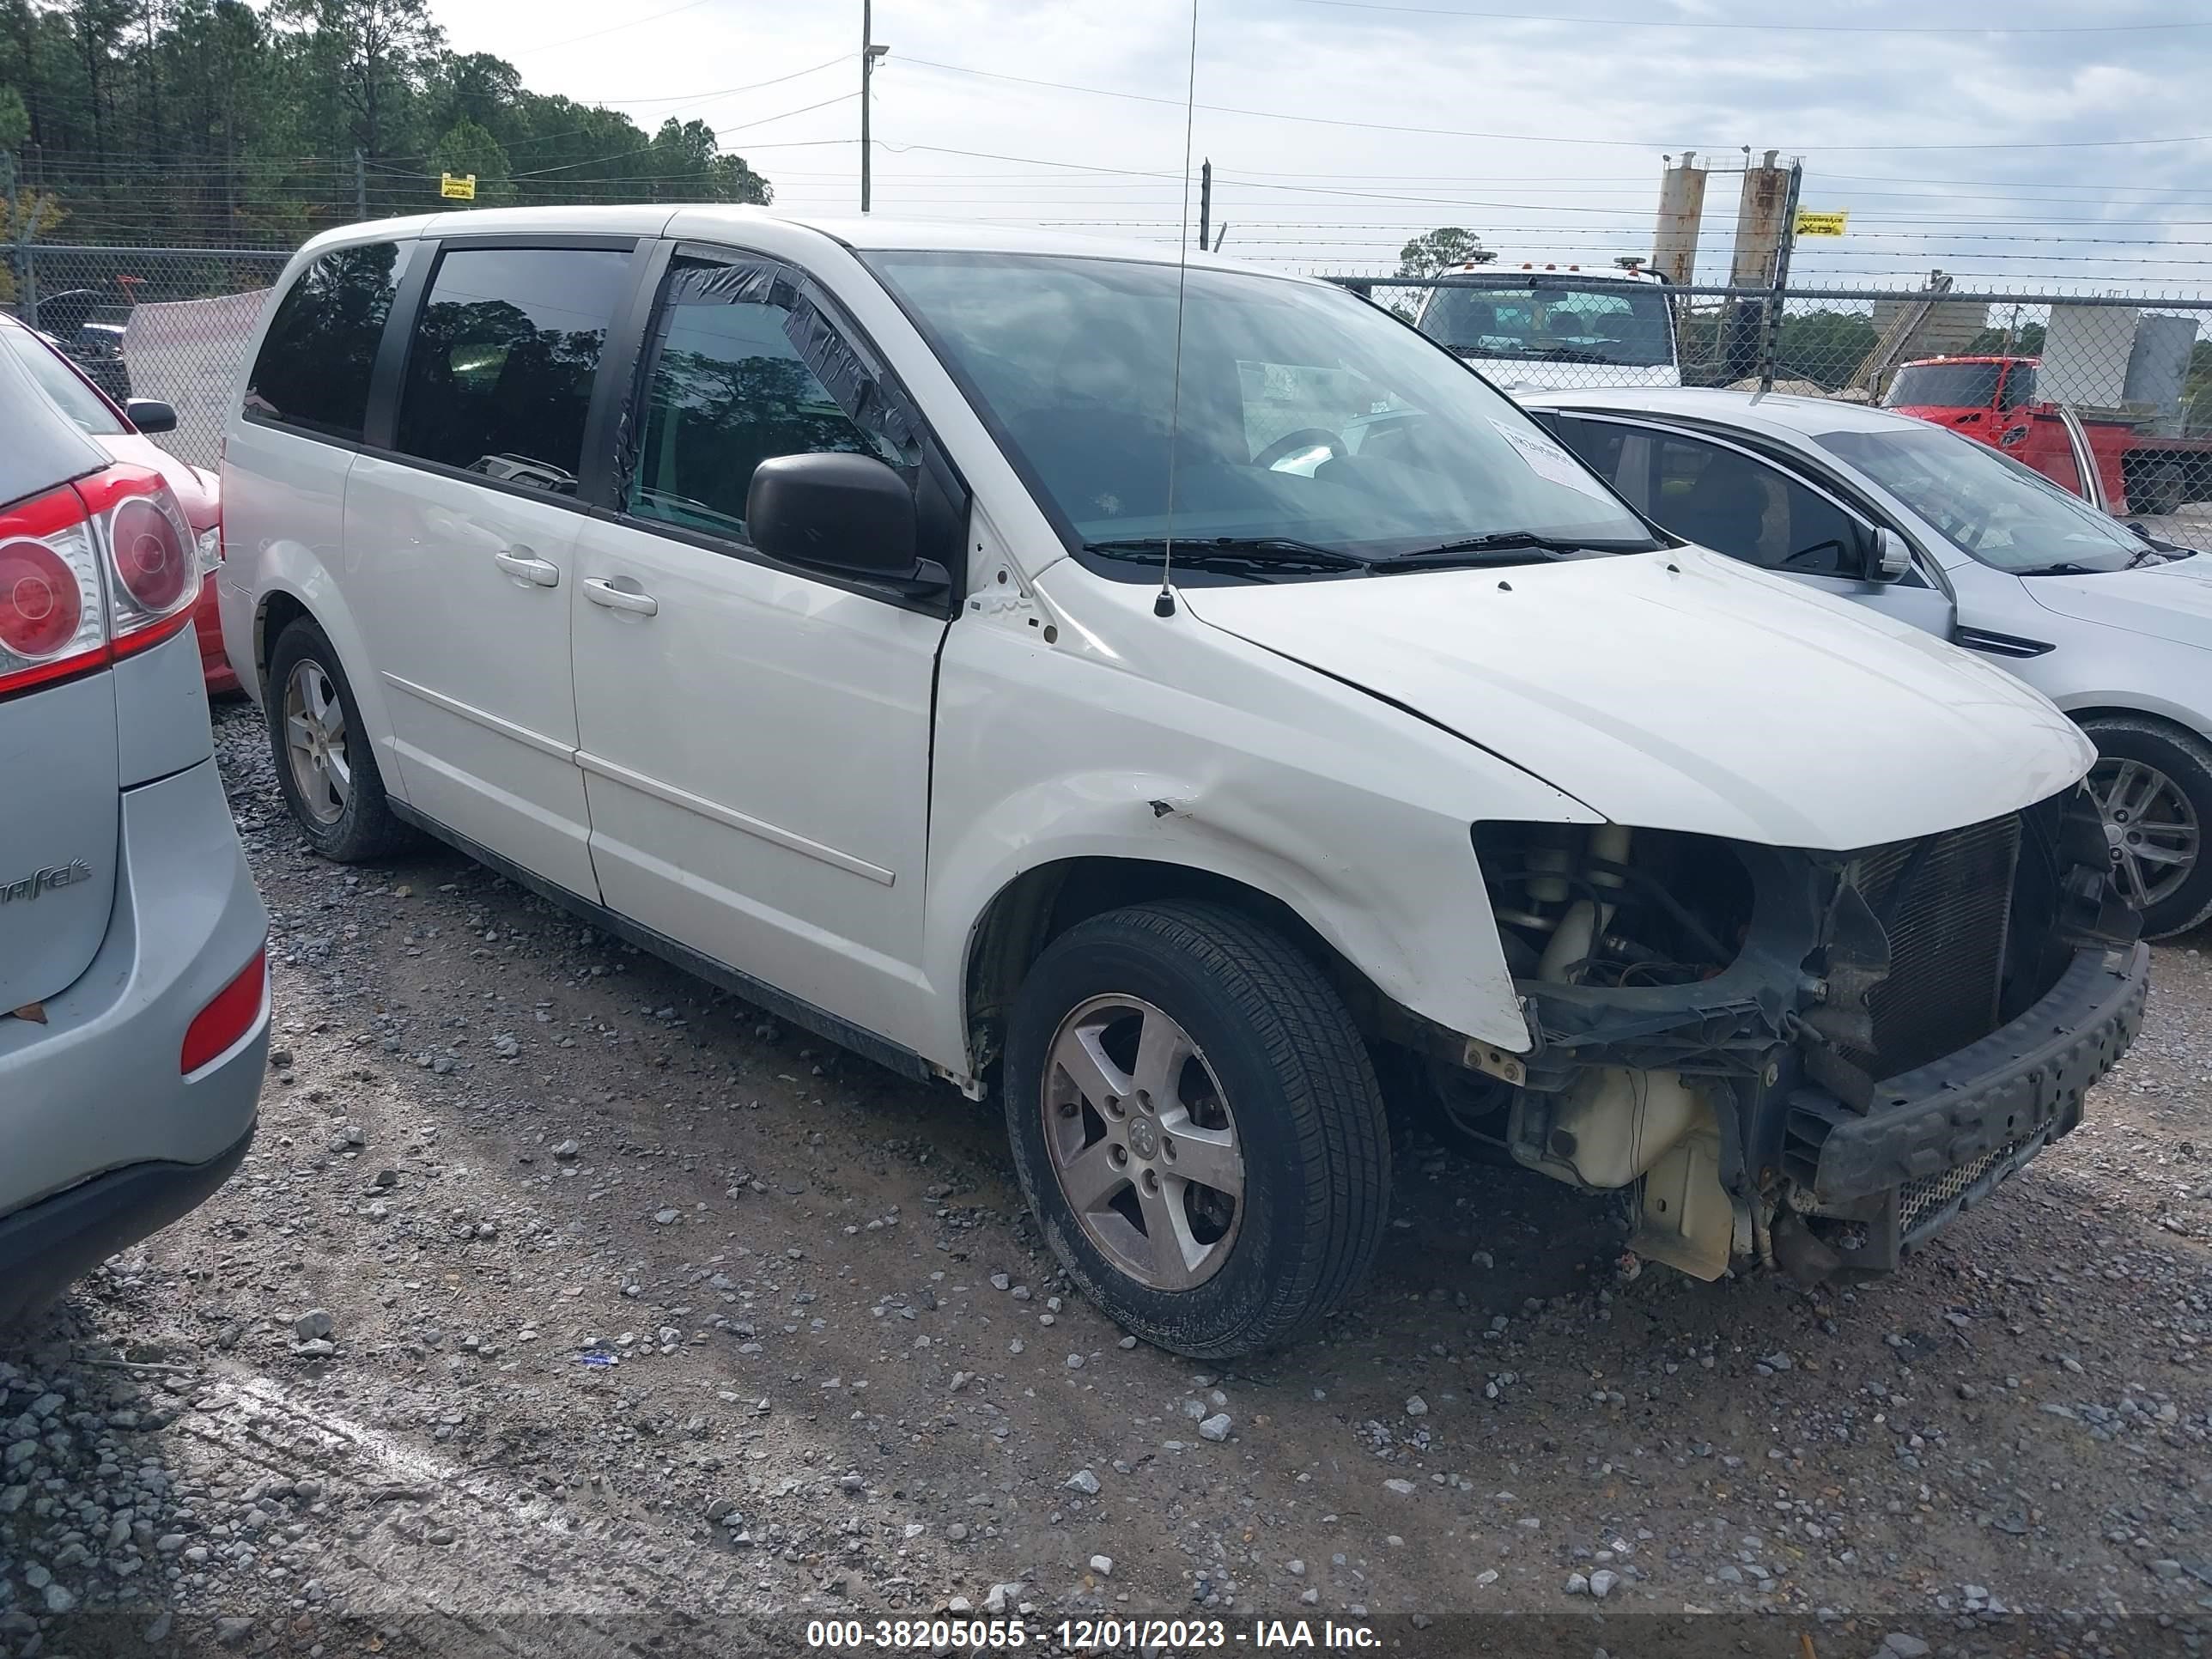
[0,319,268,1326]
[1528,386,2212,939]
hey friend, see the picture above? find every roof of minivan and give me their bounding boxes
[1518,384,1925,439]
[296,205,1296,279]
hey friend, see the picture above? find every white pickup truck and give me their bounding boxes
[1413,259,1680,392]
[221,209,2143,1356]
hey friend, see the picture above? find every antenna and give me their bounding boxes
[1155,0,1200,621]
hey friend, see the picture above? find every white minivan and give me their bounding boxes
[222,208,2146,1357]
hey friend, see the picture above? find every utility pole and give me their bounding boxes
[354,148,367,221]
[860,1,889,214]
[1196,157,1211,253]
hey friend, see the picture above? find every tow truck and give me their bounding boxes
[1884,351,2212,520]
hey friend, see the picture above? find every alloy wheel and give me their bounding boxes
[1041,994,1243,1291]
[283,659,351,825]
[2089,755,2200,911]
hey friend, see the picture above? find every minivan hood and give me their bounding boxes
[1182,546,2092,850]
[2022,555,2212,652]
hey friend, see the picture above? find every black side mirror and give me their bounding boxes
[125,398,178,434]
[746,452,918,579]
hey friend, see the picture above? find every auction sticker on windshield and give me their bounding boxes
[1488,417,1613,499]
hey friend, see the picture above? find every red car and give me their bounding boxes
[0,311,236,694]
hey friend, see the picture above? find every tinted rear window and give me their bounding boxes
[244,241,402,442]
[392,246,632,494]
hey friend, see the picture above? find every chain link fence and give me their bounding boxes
[8,240,2211,554]
[1338,270,2212,553]
[3,243,289,470]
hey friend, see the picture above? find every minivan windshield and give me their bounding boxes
[1819,423,2150,575]
[866,252,1658,571]
[1419,280,1674,368]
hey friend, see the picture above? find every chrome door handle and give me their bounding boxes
[582,577,659,617]
[493,549,560,587]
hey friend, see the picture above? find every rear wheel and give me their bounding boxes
[1004,902,1390,1358]
[266,617,414,864]
[2082,715,2212,939]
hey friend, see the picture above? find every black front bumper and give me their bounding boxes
[1800,941,2148,1236]
[0,1121,255,1325]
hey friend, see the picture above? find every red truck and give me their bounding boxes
[1883,354,2212,520]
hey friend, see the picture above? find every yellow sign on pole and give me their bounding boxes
[1794,209,1848,239]
[440,173,477,201]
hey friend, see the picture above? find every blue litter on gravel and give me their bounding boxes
[577,1352,617,1368]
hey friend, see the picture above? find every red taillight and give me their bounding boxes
[181,945,268,1074]
[0,483,107,699]
[0,538,85,658]
[76,465,198,652]
[0,465,201,700]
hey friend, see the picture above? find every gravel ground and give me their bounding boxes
[5,701,2211,1658]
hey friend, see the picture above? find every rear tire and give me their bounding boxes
[2081,714,2212,940]
[1004,902,1390,1358]
[266,617,414,864]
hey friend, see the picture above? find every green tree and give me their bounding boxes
[1395,226,1483,280]
[428,115,508,206]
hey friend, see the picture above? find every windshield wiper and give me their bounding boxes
[2015,561,2103,577]
[1083,536,1367,575]
[1369,531,1656,571]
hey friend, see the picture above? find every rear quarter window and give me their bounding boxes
[243,241,403,443]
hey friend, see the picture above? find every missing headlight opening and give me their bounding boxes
[1461,787,2145,1286]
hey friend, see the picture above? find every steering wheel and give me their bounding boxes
[1254,427,1347,471]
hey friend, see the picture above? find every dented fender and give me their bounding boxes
[919,566,1600,1073]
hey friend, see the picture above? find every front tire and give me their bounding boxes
[2082,715,2212,939]
[266,617,414,864]
[1004,902,1390,1358]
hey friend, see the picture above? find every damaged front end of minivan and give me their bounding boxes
[1431,787,2148,1281]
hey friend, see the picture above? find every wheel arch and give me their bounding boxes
[963,855,1425,1087]
[247,571,410,804]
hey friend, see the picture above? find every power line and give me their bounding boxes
[1289,0,2208,31]
[507,92,860,179]
[896,56,2212,152]
[509,0,719,57]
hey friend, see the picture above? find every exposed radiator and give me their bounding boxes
[1845,812,2023,1079]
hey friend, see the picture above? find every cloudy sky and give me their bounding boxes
[431,0,2210,294]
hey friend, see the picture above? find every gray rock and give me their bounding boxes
[1198,1413,1232,1443]
[1065,1468,1101,1495]
[1405,1395,1428,1417]
[294,1308,335,1340]
[1589,1568,1619,1599]
[1089,1554,1114,1577]
[1565,1571,1589,1595]
[1882,1638,1932,1659]
[1383,1478,1416,1495]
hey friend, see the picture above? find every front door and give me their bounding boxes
[1551,414,1957,639]
[345,240,641,898]
[568,248,953,1050]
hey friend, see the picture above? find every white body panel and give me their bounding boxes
[568,513,946,1049]
[1179,548,2090,849]
[344,454,599,898]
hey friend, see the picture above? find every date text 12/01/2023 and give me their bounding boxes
[802,1617,1381,1650]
